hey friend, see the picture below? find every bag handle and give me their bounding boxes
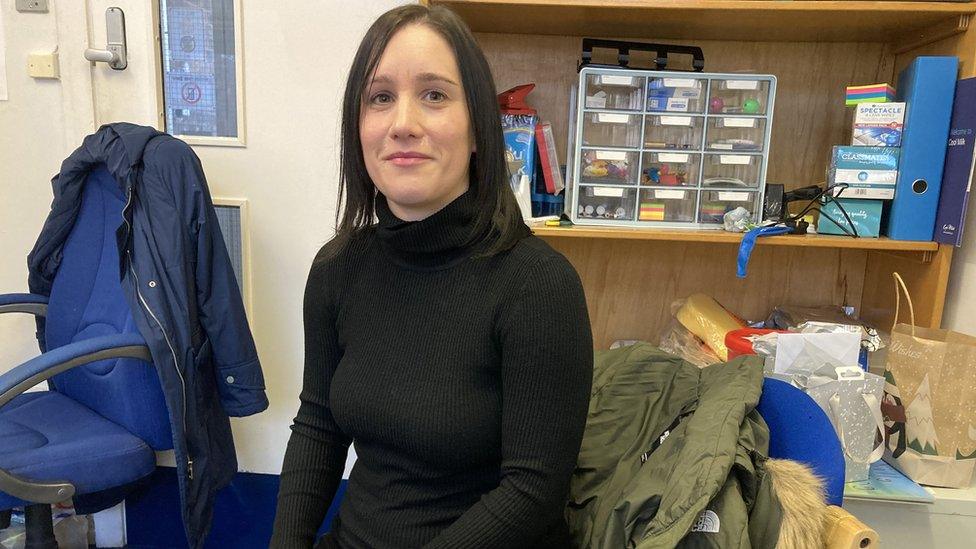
[891,272,917,336]
[828,392,886,464]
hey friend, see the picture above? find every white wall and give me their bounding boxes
[943,192,976,336]
[0,1,403,475]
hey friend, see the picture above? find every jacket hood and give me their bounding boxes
[28,123,166,300]
[79,122,166,185]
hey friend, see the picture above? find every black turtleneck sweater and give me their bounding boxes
[270,190,594,549]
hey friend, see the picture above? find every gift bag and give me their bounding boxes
[882,273,976,488]
[770,332,885,482]
[805,366,886,482]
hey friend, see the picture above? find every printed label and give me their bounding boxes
[596,113,630,124]
[655,190,687,200]
[719,155,752,165]
[691,510,721,533]
[600,75,637,86]
[592,187,625,198]
[725,80,760,90]
[663,78,698,88]
[660,116,693,126]
[721,117,757,128]
[596,150,628,161]
[666,98,690,112]
[833,187,894,200]
[832,168,898,185]
[658,153,690,163]
[718,192,750,201]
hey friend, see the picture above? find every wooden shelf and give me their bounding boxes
[432,1,974,43]
[530,223,941,251]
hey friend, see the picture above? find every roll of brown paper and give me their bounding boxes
[823,505,879,549]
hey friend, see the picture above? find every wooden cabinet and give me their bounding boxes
[426,0,974,347]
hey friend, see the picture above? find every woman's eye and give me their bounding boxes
[370,92,393,105]
[425,90,446,102]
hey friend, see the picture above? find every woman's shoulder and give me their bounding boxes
[495,235,582,288]
[309,228,377,280]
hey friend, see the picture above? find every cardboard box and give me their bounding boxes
[852,102,905,147]
[817,198,884,237]
[829,146,900,199]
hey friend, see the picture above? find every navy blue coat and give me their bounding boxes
[27,123,268,547]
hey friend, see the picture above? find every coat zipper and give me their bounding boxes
[122,187,193,479]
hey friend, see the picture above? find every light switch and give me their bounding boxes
[27,51,59,79]
[16,0,49,13]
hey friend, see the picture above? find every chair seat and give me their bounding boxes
[758,377,846,506]
[0,391,156,510]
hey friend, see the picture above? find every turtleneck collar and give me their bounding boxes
[374,189,484,270]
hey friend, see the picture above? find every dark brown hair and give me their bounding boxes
[332,4,525,255]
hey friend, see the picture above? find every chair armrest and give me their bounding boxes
[0,293,49,317]
[0,333,151,504]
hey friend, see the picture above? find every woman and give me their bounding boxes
[270,5,593,548]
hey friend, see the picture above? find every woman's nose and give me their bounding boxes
[390,98,422,139]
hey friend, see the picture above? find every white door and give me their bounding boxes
[85,1,163,129]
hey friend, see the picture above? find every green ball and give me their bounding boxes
[743,98,760,114]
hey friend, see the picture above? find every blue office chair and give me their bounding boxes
[0,165,172,548]
[758,376,847,505]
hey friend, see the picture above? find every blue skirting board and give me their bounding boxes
[125,467,345,548]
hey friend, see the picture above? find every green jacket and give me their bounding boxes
[566,343,782,548]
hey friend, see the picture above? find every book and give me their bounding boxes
[535,121,564,194]
[886,56,959,241]
[935,77,976,246]
[844,460,934,504]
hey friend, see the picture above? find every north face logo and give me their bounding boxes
[690,510,720,533]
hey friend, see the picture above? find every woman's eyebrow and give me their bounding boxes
[368,73,459,87]
[415,72,459,87]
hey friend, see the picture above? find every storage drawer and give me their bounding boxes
[576,186,637,221]
[646,76,706,113]
[581,149,640,185]
[699,190,758,224]
[584,73,645,111]
[701,153,762,188]
[641,151,700,187]
[705,117,766,152]
[638,188,696,223]
[582,112,642,148]
[708,79,771,115]
[643,114,703,150]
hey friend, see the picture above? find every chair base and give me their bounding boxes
[25,504,57,549]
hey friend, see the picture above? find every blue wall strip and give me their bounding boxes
[125,467,345,548]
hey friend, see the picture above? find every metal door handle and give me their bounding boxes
[85,7,127,70]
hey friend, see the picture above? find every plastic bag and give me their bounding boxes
[0,503,89,549]
[658,319,721,368]
[766,305,883,352]
[672,294,745,361]
[723,206,753,232]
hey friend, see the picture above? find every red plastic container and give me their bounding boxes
[726,328,787,359]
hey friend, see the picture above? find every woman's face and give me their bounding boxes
[360,24,475,221]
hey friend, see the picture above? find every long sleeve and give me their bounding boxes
[158,137,268,416]
[271,256,353,548]
[423,255,594,549]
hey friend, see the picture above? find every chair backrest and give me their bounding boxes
[44,164,172,450]
[758,377,846,506]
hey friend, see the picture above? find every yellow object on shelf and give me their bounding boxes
[823,505,878,549]
[674,294,744,361]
